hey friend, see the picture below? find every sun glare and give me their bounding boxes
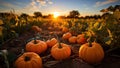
[53,12,60,18]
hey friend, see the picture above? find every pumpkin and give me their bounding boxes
[32,26,42,33]
[62,32,72,40]
[26,40,47,54]
[77,34,87,44]
[46,38,58,47]
[79,42,104,64]
[51,43,71,60]
[68,36,77,43]
[15,52,42,68]
[62,27,69,33]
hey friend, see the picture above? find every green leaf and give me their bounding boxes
[103,28,113,45]
[104,37,112,45]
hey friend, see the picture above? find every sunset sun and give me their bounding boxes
[53,12,60,18]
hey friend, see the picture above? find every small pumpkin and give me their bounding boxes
[15,52,42,68]
[62,32,72,40]
[51,43,71,60]
[68,36,77,43]
[79,42,104,64]
[32,25,42,33]
[62,27,69,33]
[26,39,47,54]
[77,34,87,44]
[46,38,58,47]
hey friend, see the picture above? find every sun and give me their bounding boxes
[53,12,60,18]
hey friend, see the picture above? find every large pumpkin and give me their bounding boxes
[79,42,104,64]
[15,52,42,68]
[77,34,87,44]
[46,38,58,47]
[26,40,47,54]
[51,43,71,60]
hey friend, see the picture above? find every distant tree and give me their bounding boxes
[20,13,29,18]
[34,12,42,18]
[68,10,80,18]
[48,14,54,18]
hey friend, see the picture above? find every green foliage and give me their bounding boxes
[0,13,44,45]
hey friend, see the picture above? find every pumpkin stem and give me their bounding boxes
[24,56,30,61]
[87,37,92,47]
[34,37,37,44]
[54,33,62,48]
[87,31,95,47]
[58,43,62,48]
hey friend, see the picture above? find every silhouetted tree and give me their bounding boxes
[34,12,42,18]
[68,10,80,18]
[20,13,29,18]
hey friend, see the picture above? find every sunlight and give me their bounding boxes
[53,12,60,18]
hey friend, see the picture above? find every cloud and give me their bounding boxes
[24,0,53,11]
[0,0,53,15]
[35,0,53,6]
[23,0,39,11]
[95,0,119,7]
[48,1,53,4]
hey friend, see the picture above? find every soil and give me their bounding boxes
[0,25,120,68]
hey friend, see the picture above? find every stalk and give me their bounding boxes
[87,31,96,47]
[54,33,62,49]
[34,36,37,44]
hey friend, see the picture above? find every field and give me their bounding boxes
[0,9,120,68]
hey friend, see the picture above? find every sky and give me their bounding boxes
[0,0,120,16]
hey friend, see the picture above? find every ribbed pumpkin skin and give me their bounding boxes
[51,43,71,60]
[15,52,42,68]
[46,38,58,47]
[62,32,72,40]
[26,40,47,54]
[79,42,104,64]
[68,36,77,43]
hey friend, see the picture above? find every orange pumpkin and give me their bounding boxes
[62,27,69,33]
[15,52,42,68]
[32,26,42,33]
[51,43,71,60]
[62,32,72,40]
[46,38,58,47]
[68,36,77,43]
[79,42,104,64]
[26,40,47,54]
[77,34,87,44]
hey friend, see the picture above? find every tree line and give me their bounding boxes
[0,5,119,19]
